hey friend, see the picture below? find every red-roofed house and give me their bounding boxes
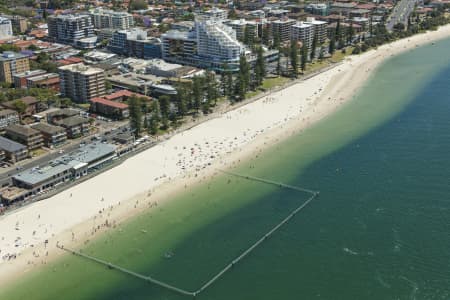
[89,97,129,120]
[104,90,151,102]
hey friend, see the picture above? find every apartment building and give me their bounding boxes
[109,28,161,59]
[0,136,27,163]
[13,69,47,88]
[0,52,30,83]
[58,63,105,103]
[291,22,314,50]
[31,123,67,148]
[270,19,296,42]
[10,16,28,33]
[162,13,244,70]
[225,19,258,42]
[5,124,44,151]
[305,17,328,44]
[91,8,134,30]
[54,116,90,138]
[0,109,19,129]
[0,17,12,39]
[47,14,94,46]
[89,97,129,120]
[26,73,60,92]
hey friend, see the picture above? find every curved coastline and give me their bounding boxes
[1,24,450,288]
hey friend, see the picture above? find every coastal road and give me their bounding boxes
[0,123,130,188]
[386,0,417,31]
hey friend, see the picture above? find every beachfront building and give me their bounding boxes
[0,17,12,39]
[47,14,95,48]
[269,19,296,43]
[12,142,117,193]
[0,109,19,130]
[5,124,44,151]
[31,123,67,148]
[225,19,258,42]
[305,17,328,44]
[0,52,30,83]
[0,136,28,163]
[58,63,105,103]
[161,13,245,71]
[291,22,314,51]
[89,97,129,120]
[54,116,90,138]
[90,8,134,30]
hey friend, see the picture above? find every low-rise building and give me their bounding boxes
[26,73,60,92]
[54,116,90,138]
[13,69,47,88]
[2,96,44,117]
[89,97,129,120]
[0,51,29,83]
[5,124,43,150]
[0,109,19,129]
[31,123,67,148]
[12,142,116,193]
[0,136,27,162]
[47,109,80,124]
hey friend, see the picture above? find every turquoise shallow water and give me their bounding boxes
[2,38,450,300]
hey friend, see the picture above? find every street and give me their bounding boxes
[386,0,418,31]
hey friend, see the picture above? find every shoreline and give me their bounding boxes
[1,25,450,287]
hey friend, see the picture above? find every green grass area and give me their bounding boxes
[261,77,291,90]
[30,148,47,157]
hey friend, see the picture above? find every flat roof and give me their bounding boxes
[58,63,104,76]
[31,123,66,135]
[6,124,41,137]
[0,109,18,117]
[13,142,115,186]
[0,136,26,152]
[90,97,128,109]
[55,116,89,127]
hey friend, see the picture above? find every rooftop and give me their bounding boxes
[31,123,66,135]
[58,63,104,76]
[0,136,27,153]
[0,51,27,62]
[0,109,18,117]
[90,97,129,109]
[13,142,116,186]
[6,124,41,137]
[55,116,89,127]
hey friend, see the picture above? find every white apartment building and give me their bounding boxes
[291,22,314,50]
[90,8,134,30]
[195,15,243,63]
[0,17,13,40]
[47,14,95,46]
[161,13,245,70]
[304,17,328,44]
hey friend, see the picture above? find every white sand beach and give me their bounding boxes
[1,25,450,284]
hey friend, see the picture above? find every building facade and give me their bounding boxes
[89,97,129,120]
[291,22,314,51]
[0,136,27,163]
[270,19,296,43]
[47,14,95,46]
[31,123,67,148]
[0,109,19,129]
[0,17,12,39]
[58,63,105,103]
[91,8,134,30]
[0,52,30,83]
[5,124,44,151]
[161,13,245,71]
[109,28,162,59]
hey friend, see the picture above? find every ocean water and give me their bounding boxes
[2,38,450,300]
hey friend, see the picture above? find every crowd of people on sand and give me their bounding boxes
[0,68,336,269]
